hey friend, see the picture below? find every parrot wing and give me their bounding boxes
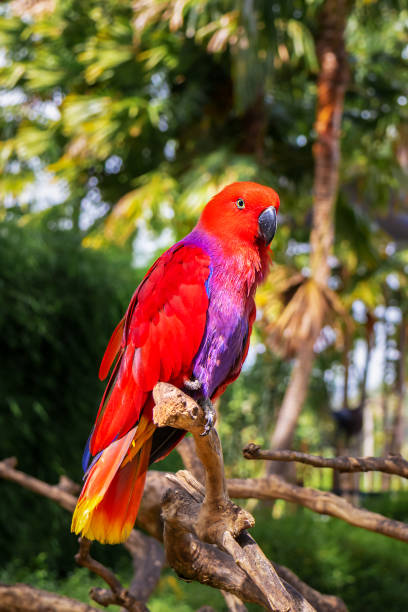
[89,244,211,457]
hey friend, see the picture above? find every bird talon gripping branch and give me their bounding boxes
[71,182,279,544]
[199,399,216,436]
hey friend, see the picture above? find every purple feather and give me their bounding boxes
[182,228,257,398]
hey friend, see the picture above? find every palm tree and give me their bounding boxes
[266,0,353,475]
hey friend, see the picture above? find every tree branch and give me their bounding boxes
[222,590,248,611]
[0,458,162,610]
[228,476,408,543]
[271,565,347,612]
[0,457,77,512]
[243,445,408,479]
[0,455,317,610]
[75,537,148,611]
[0,424,349,611]
[153,383,316,611]
[177,436,206,483]
[0,458,347,611]
[0,584,98,612]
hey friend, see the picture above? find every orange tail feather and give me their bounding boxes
[71,417,155,544]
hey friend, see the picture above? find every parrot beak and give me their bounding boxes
[258,206,277,245]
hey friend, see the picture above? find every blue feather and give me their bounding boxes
[82,432,93,473]
[204,264,213,298]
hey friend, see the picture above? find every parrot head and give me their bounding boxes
[198,181,280,250]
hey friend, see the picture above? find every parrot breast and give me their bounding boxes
[184,228,269,399]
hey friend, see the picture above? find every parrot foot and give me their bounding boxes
[199,398,216,437]
[183,377,203,392]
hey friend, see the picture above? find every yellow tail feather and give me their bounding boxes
[71,417,155,543]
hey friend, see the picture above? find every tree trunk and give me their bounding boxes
[268,0,352,476]
[268,343,315,454]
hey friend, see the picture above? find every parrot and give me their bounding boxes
[71,181,279,544]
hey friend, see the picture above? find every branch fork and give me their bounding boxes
[75,537,148,611]
[0,454,348,611]
[153,383,315,611]
[0,408,349,610]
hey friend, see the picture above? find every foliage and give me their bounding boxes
[1,0,408,608]
[0,0,319,243]
[1,1,407,354]
[0,218,138,571]
[218,346,335,478]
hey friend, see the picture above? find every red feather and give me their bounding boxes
[89,245,211,456]
[99,318,125,381]
[72,417,154,543]
[72,181,280,544]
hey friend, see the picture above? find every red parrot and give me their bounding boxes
[71,181,279,543]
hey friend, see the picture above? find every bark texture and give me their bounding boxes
[0,385,352,612]
[244,445,408,479]
[152,383,314,611]
[0,584,98,612]
[229,476,408,543]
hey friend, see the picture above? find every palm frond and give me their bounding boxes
[259,265,352,358]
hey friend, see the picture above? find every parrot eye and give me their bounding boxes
[236,198,245,209]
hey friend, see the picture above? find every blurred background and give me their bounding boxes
[0,1,407,610]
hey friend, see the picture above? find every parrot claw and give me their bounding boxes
[199,399,216,436]
[183,377,203,392]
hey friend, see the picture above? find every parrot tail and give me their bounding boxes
[71,416,155,544]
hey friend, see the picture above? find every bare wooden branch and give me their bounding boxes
[58,474,81,495]
[222,590,248,611]
[222,531,297,612]
[0,457,77,512]
[3,452,402,548]
[153,384,254,543]
[75,537,149,611]
[0,458,162,610]
[272,565,347,612]
[0,457,347,611]
[160,485,271,608]
[163,469,343,609]
[153,382,316,612]
[177,436,206,482]
[243,444,408,479]
[161,482,319,610]
[0,583,98,611]
[228,476,408,543]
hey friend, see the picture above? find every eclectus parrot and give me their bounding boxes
[71,181,279,544]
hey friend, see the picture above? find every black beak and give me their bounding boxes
[258,206,277,245]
